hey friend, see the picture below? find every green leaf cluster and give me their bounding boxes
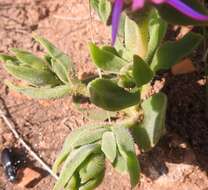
[53,125,109,190]
[88,7,203,113]
[0,1,206,189]
[0,34,79,99]
[53,124,140,190]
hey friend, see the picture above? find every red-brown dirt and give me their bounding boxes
[0,1,207,190]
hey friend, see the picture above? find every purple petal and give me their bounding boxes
[132,0,145,10]
[166,0,208,21]
[112,0,123,45]
[151,0,166,4]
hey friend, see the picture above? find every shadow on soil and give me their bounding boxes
[139,72,208,180]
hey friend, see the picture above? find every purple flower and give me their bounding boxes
[112,0,208,45]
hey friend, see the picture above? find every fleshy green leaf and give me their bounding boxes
[113,151,127,172]
[101,46,120,57]
[112,126,140,188]
[124,15,149,59]
[156,0,208,25]
[79,153,105,184]
[90,0,111,24]
[112,126,135,157]
[118,74,136,89]
[150,32,203,72]
[87,108,117,121]
[4,63,60,86]
[126,152,140,188]
[88,79,140,111]
[73,127,109,148]
[101,132,117,163]
[79,171,104,190]
[98,0,111,23]
[89,43,128,73]
[53,144,100,190]
[114,13,129,57]
[133,55,153,87]
[65,174,79,190]
[51,59,70,84]
[131,92,167,151]
[53,125,109,173]
[53,128,85,174]
[90,0,99,13]
[11,48,48,70]
[0,54,18,64]
[5,81,71,99]
[145,9,167,63]
[33,34,76,81]
[44,54,53,66]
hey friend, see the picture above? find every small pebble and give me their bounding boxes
[17,167,42,188]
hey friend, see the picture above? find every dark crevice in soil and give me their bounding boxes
[163,72,208,173]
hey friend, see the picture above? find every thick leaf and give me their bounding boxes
[114,13,128,56]
[87,108,117,121]
[98,0,111,23]
[11,48,47,70]
[90,0,100,19]
[53,144,100,190]
[33,34,76,80]
[90,0,111,24]
[53,125,109,173]
[74,127,109,148]
[101,46,120,57]
[156,0,208,25]
[79,171,104,190]
[88,79,140,111]
[44,54,53,66]
[4,63,60,86]
[79,153,105,184]
[119,65,136,89]
[5,81,71,99]
[131,92,167,151]
[133,55,153,87]
[101,132,117,163]
[124,16,140,57]
[126,152,140,188]
[0,54,18,64]
[118,74,136,89]
[112,126,135,157]
[65,174,79,190]
[113,151,127,172]
[145,9,167,63]
[124,16,149,59]
[130,122,151,152]
[89,43,128,73]
[150,32,203,72]
[53,128,86,173]
[51,59,70,84]
[112,126,140,188]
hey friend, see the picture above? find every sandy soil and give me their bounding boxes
[0,1,207,190]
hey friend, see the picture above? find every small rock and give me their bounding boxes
[171,58,196,75]
[17,167,42,188]
[197,79,206,86]
[176,26,193,40]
